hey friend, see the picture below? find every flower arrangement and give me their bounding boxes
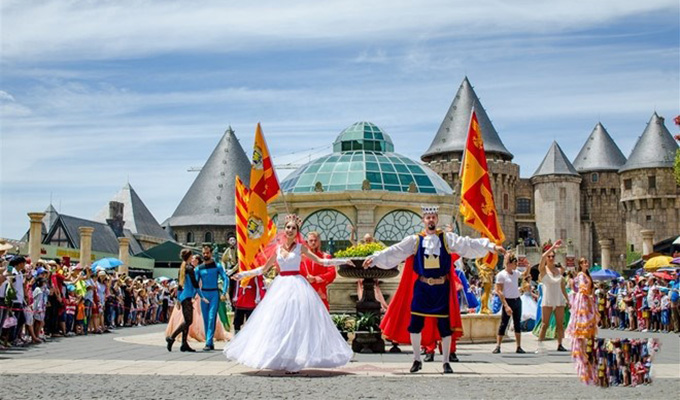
[334,242,386,258]
[331,314,356,333]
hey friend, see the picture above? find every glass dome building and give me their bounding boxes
[281,122,453,194]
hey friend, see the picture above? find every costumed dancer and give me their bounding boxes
[566,257,599,385]
[364,205,504,374]
[166,249,207,352]
[224,214,353,372]
[195,246,229,351]
[232,273,265,333]
[300,231,336,311]
[423,268,465,363]
[221,237,239,302]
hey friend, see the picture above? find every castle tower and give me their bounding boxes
[531,141,582,255]
[573,122,627,267]
[164,127,251,245]
[421,77,518,244]
[618,113,679,254]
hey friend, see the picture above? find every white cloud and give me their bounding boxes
[2,0,677,62]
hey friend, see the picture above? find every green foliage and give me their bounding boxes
[626,244,641,265]
[331,314,356,332]
[674,148,680,186]
[335,242,386,258]
[356,312,379,333]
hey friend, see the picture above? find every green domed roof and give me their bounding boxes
[332,122,395,153]
[281,122,452,195]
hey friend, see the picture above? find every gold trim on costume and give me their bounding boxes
[411,311,449,318]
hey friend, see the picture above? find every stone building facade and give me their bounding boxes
[421,78,679,269]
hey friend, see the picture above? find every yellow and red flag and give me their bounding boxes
[459,110,505,266]
[234,176,250,272]
[238,124,281,279]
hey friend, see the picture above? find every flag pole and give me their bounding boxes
[259,124,291,215]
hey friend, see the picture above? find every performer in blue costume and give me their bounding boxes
[455,266,479,311]
[365,205,504,374]
[196,245,229,351]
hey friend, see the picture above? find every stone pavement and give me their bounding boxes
[0,324,678,399]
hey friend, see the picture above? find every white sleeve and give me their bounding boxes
[370,235,418,269]
[445,232,496,258]
[317,258,351,267]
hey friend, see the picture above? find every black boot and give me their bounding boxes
[442,362,453,374]
[424,353,435,362]
[409,360,422,373]
[449,352,459,362]
[557,344,568,352]
[180,343,196,352]
[165,337,174,352]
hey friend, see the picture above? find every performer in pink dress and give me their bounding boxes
[566,257,599,385]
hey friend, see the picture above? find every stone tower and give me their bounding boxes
[618,113,679,253]
[531,141,582,255]
[421,77,518,245]
[573,122,627,267]
[164,127,252,245]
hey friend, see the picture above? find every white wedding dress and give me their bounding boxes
[223,243,353,371]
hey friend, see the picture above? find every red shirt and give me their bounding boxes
[300,249,336,311]
[233,275,265,310]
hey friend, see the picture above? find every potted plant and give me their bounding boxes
[331,314,355,341]
[352,312,384,353]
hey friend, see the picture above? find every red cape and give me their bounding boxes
[380,255,463,346]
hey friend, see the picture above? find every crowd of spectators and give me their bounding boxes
[0,254,174,350]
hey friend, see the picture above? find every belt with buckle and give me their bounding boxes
[418,275,447,285]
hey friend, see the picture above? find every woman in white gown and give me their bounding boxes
[223,214,353,372]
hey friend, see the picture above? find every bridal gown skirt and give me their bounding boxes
[224,274,353,372]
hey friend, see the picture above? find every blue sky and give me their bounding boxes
[1,0,678,239]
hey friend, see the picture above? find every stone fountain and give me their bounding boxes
[337,259,399,353]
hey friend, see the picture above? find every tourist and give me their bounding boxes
[225,214,353,372]
[364,205,503,374]
[536,240,569,352]
[493,251,530,354]
[301,231,336,311]
[566,257,598,385]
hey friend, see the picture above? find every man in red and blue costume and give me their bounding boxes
[364,205,503,373]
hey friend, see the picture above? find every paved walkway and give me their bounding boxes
[1,325,678,399]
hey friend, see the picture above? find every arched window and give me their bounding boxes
[374,210,423,245]
[301,210,352,253]
[186,231,194,243]
[204,232,213,243]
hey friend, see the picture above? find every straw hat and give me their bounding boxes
[0,241,13,252]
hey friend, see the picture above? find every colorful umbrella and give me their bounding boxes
[591,269,621,281]
[653,271,674,281]
[91,257,123,270]
[643,255,673,271]
[671,257,680,265]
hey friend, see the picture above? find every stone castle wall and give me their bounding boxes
[171,226,236,246]
[579,170,627,266]
[531,175,582,256]
[620,168,680,252]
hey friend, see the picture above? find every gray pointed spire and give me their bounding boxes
[533,141,579,177]
[422,77,513,161]
[619,113,678,173]
[166,128,251,227]
[573,122,627,172]
[94,183,171,240]
[44,204,59,231]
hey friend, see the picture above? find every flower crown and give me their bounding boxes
[284,214,302,227]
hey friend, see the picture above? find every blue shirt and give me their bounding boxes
[178,265,203,302]
[195,260,229,295]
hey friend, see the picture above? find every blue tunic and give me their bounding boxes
[411,232,452,318]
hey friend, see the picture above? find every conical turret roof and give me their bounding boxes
[94,183,171,240]
[165,127,251,227]
[422,77,513,161]
[532,141,579,177]
[573,122,627,172]
[619,113,678,173]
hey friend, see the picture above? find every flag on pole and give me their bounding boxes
[459,110,505,266]
[239,123,281,279]
[234,176,250,272]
